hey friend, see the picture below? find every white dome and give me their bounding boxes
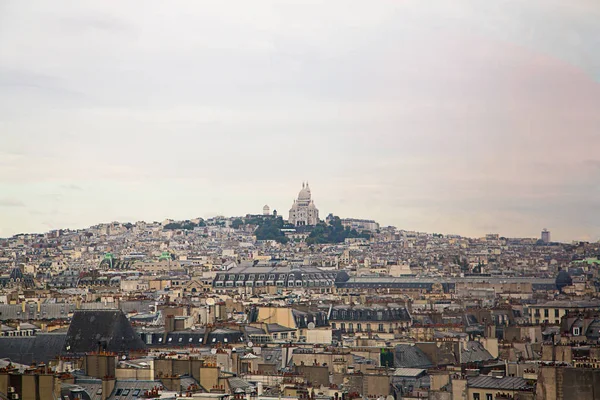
[298,183,311,201]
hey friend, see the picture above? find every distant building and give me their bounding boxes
[340,218,380,232]
[288,182,319,226]
[262,204,271,215]
[542,229,551,243]
[213,265,338,294]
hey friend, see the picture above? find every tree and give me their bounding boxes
[254,217,288,243]
[306,216,371,244]
[231,219,244,229]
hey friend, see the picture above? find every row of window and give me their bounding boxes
[331,322,387,332]
[217,273,336,281]
[533,308,560,318]
[272,332,297,340]
[114,388,141,397]
[215,280,331,288]
[331,310,405,320]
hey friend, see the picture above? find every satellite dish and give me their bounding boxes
[206,298,215,306]
[210,348,217,355]
[308,322,316,329]
[247,341,254,348]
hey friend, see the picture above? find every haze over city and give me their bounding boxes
[1,0,600,241]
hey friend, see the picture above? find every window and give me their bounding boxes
[115,389,123,396]
[486,394,492,400]
[96,389,102,395]
[357,324,362,332]
[378,324,384,332]
[367,324,371,331]
[132,390,141,397]
[472,394,479,400]
[189,338,193,342]
[544,309,549,318]
[281,333,288,339]
[272,333,278,339]
[555,309,560,317]
[331,323,336,330]
[122,390,130,396]
[574,327,580,336]
[340,323,345,331]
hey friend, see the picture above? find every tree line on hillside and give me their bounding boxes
[163,219,206,230]
[306,216,371,245]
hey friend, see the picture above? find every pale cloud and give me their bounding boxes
[0,0,599,241]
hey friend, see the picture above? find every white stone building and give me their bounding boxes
[288,182,319,226]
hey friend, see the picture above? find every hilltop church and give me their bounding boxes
[288,182,319,226]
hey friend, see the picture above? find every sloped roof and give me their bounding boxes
[468,375,531,390]
[393,368,426,377]
[394,345,433,369]
[64,310,146,354]
[266,324,295,333]
[461,341,495,364]
[0,333,67,364]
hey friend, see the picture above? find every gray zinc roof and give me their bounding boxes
[468,375,531,390]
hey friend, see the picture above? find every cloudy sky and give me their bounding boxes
[1,0,599,241]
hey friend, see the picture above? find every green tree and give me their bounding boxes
[254,216,288,243]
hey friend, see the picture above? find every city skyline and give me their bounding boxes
[1,0,600,241]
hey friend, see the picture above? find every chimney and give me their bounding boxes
[165,315,175,333]
[101,377,116,400]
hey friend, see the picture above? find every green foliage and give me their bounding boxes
[306,216,370,244]
[164,220,204,230]
[231,218,244,229]
[254,216,288,243]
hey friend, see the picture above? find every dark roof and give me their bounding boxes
[335,271,350,283]
[394,345,433,369]
[585,320,600,341]
[461,341,495,364]
[260,348,283,367]
[556,270,573,291]
[0,333,67,364]
[206,328,244,345]
[468,375,531,390]
[64,310,146,354]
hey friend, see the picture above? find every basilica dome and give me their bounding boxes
[298,184,311,201]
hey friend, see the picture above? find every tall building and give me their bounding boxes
[288,182,319,226]
[541,229,551,243]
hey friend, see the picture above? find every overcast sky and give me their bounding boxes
[1,0,599,241]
